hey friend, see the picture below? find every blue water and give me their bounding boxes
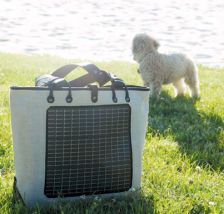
[0,0,224,67]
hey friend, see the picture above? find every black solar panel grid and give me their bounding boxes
[45,105,132,197]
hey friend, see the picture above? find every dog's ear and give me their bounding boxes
[153,40,160,49]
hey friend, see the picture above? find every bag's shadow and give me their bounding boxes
[11,191,155,214]
[148,91,224,171]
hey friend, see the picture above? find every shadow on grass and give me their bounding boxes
[10,192,155,214]
[148,91,224,171]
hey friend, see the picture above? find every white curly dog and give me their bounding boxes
[132,33,200,99]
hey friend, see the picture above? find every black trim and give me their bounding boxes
[44,104,133,198]
[65,84,73,103]
[47,85,55,103]
[111,86,118,103]
[88,84,98,103]
[124,86,130,103]
[10,86,149,91]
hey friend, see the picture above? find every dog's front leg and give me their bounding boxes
[149,82,162,99]
[143,81,150,87]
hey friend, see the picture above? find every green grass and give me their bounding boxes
[0,53,224,213]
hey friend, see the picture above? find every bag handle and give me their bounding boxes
[51,63,110,87]
[39,63,130,103]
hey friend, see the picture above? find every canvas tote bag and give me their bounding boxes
[10,63,150,207]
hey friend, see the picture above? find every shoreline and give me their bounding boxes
[0,52,224,70]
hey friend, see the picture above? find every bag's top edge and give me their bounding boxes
[10,86,150,91]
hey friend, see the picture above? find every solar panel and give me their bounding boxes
[44,105,132,198]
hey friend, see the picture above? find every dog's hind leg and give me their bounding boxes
[173,79,187,97]
[185,66,200,97]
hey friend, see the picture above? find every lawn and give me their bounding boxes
[0,53,223,213]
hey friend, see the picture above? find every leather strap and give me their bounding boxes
[51,63,110,87]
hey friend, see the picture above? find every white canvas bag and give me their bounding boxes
[10,64,150,207]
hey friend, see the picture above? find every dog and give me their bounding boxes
[132,33,200,99]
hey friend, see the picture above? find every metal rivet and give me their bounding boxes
[113,97,118,103]
[47,96,54,103]
[66,97,73,103]
[126,97,130,102]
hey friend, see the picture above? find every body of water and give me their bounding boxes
[0,0,224,67]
